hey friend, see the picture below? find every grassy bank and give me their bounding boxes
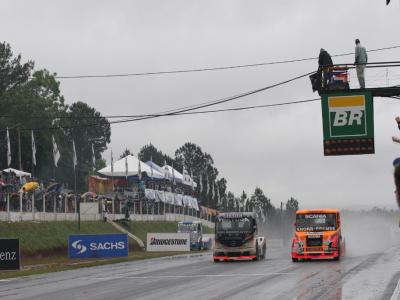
[0,220,213,279]
[0,221,121,255]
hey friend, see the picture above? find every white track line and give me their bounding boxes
[93,273,295,280]
[391,278,400,300]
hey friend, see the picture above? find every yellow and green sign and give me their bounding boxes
[321,91,374,156]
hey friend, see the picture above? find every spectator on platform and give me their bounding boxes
[355,39,368,89]
[318,48,333,89]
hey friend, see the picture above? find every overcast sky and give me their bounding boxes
[2,0,400,209]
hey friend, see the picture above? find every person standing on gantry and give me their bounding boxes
[354,39,368,89]
[318,48,333,90]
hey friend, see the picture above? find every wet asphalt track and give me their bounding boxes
[1,242,400,300]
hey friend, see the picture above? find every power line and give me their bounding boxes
[15,71,315,131]
[55,45,400,79]
[3,97,321,134]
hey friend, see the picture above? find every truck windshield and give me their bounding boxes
[178,223,197,232]
[296,213,337,232]
[216,218,252,233]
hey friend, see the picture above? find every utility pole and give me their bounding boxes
[17,127,22,170]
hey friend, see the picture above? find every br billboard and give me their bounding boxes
[68,234,128,259]
[147,233,190,252]
[321,91,374,156]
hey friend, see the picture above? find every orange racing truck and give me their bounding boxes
[291,209,345,262]
[213,212,266,262]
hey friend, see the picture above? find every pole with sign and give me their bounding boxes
[321,91,374,156]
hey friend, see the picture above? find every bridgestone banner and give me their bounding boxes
[0,238,20,270]
[146,233,190,252]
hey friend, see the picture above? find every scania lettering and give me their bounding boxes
[291,209,345,262]
[213,212,266,262]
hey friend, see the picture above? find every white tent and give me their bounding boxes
[163,165,183,183]
[97,155,164,178]
[182,169,198,188]
[163,165,197,187]
[2,168,31,178]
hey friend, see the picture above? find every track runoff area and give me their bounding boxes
[2,210,400,299]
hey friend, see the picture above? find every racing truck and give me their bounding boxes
[291,209,345,262]
[177,221,211,250]
[213,212,266,262]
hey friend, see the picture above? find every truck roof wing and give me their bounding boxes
[296,209,340,214]
[178,221,202,224]
[217,212,257,219]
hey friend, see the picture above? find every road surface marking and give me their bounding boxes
[391,277,400,300]
[93,273,296,280]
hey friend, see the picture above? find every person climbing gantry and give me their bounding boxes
[318,48,333,89]
[355,39,368,89]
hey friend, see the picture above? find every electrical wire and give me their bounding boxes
[55,45,400,79]
[5,70,315,131]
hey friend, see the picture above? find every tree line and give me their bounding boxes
[0,42,110,191]
[133,142,300,223]
[0,41,300,220]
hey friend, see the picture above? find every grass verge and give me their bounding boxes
[0,220,213,280]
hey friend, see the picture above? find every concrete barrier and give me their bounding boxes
[0,211,214,227]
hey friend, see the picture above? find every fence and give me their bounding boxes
[0,191,215,228]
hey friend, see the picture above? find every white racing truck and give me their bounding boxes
[177,221,211,251]
[213,212,266,262]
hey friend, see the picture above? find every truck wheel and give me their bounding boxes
[333,246,341,261]
[254,243,260,261]
[292,257,298,262]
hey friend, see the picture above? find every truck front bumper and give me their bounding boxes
[213,247,257,261]
[291,249,339,260]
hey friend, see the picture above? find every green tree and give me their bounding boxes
[119,148,133,159]
[0,42,111,192]
[240,191,247,212]
[175,142,220,208]
[285,197,299,214]
[138,143,174,166]
[248,187,275,223]
[226,191,236,212]
[0,42,33,93]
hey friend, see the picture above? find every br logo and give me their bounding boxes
[328,95,367,137]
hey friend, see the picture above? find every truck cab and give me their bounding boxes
[291,209,345,261]
[213,212,266,262]
[177,221,203,250]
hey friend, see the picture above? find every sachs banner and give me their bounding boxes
[68,234,128,258]
[146,233,190,252]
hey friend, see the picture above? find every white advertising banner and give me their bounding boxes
[146,233,190,252]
